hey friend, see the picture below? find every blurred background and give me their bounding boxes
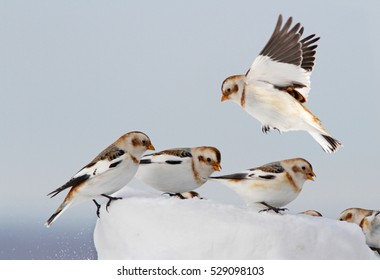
[1,0,379,259]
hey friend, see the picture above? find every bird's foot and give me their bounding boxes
[93,199,101,218]
[162,192,186,199]
[101,194,122,212]
[262,125,271,134]
[262,125,281,134]
[259,202,288,214]
[162,192,203,199]
[162,192,178,197]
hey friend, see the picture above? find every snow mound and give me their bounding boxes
[94,188,379,260]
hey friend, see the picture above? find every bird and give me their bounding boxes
[220,14,342,153]
[360,211,380,254]
[300,210,322,217]
[209,158,315,213]
[339,207,376,225]
[46,131,155,227]
[135,146,222,197]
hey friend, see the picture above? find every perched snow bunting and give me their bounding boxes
[210,158,315,213]
[136,146,221,195]
[300,210,322,217]
[339,207,376,225]
[46,131,154,227]
[360,211,380,253]
[221,15,342,153]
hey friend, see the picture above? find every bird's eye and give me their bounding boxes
[226,88,231,93]
[142,140,146,145]
[302,166,306,170]
[207,157,211,163]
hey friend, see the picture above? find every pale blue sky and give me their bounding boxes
[1,0,379,259]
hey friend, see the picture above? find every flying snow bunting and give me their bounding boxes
[136,146,221,197]
[46,131,154,227]
[220,15,342,153]
[210,158,315,213]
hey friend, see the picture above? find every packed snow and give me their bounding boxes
[94,187,379,260]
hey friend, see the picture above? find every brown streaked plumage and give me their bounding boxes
[210,158,315,213]
[136,146,222,195]
[46,131,154,227]
[220,15,342,153]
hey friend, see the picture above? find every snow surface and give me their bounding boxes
[94,187,379,260]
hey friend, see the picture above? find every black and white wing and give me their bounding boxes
[47,145,126,198]
[140,148,193,165]
[246,15,319,102]
[211,161,285,181]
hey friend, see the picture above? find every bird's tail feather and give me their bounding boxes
[45,199,73,228]
[309,132,342,153]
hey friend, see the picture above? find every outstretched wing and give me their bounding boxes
[246,15,319,102]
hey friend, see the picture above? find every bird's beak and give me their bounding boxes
[307,171,316,181]
[221,95,228,102]
[213,163,222,171]
[148,144,155,151]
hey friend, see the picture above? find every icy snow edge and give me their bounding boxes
[94,188,379,260]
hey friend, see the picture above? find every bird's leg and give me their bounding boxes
[101,194,122,212]
[259,202,288,214]
[262,125,281,134]
[162,192,186,199]
[93,199,101,218]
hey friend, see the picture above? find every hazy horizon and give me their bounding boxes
[1,0,379,259]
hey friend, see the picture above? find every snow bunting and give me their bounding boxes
[210,158,315,213]
[339,207,376,225]
[46,131,154,227]
[221,15,342,153]
[360,211,380,253]
[136,146,221,196]
[300,210,322,217]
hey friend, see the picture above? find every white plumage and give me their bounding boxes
[339,207,376,225]
[360,212,380,253]
[221,15,342,153]
[46,131,155,227]
[136,146,221,195]
[210,158,315,212]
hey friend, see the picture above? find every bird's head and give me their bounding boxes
[221,75,246,103]
[192,146,222,180]
[121,131,155,158]
[282,158,316,189]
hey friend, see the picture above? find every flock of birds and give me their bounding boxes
[46,15,379,255]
